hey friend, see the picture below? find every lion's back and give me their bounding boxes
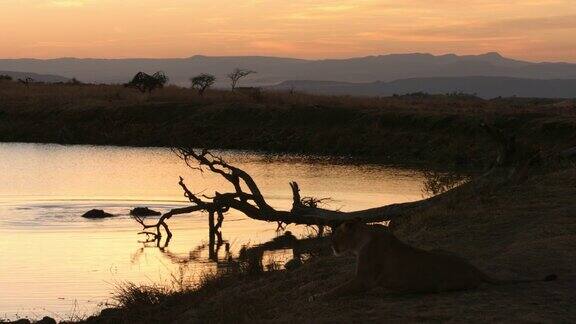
[363,235,484,292]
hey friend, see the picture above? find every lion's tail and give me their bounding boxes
[481,272,557,285]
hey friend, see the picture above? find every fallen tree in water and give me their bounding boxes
[134,123,542,241]
[134,148,440,241]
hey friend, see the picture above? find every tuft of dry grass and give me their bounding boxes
[113,282,172,310]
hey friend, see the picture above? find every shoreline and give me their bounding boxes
[0,141,478,174]
[1,83,574,170]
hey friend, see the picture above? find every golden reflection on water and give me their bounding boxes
[0,143,425,320]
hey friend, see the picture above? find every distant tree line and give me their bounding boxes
[0,74,84,86]
[392,91,481,100]
[124,68,256,95]
[3,67,258,96]
[188,68,256,95]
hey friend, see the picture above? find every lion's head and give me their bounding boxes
[331,220,370,256]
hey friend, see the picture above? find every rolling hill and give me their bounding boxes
[0,70,70,83]
[1,52,576,88]
[270,77,576,99]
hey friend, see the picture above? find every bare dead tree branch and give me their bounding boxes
[134,148,443,240]
[134,123,528,239]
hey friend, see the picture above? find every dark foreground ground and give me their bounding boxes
[71,165,576,323]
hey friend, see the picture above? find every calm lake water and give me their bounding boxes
[0,143,426,321]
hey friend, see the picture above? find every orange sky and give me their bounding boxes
[2,0,576,61]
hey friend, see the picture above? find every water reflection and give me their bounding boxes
[136,227,331,280]
[133,229,228,265]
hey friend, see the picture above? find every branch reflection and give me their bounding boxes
[131,229,332,275]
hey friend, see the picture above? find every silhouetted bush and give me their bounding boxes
[228,68,256,90]
[190,73,216,96]
[125,71,168,93]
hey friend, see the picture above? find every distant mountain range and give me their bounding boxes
[0,70,70,83]
[1,52,575,98]
[269,77,576,99]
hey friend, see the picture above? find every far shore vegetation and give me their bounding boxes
[0,76,574,170]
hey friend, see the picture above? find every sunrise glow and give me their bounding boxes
[1,0,575,61]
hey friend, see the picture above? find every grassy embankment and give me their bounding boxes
[1,81,575,168]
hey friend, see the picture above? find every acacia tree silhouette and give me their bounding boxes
[125,71,168,94]
[228,68,256,91]
[190,73,216,96]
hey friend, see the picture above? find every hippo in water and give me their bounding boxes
[82,209,114,219]
[130,207,161,217]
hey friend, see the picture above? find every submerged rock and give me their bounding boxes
[129,207,161,216]
[82,209,114,219]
